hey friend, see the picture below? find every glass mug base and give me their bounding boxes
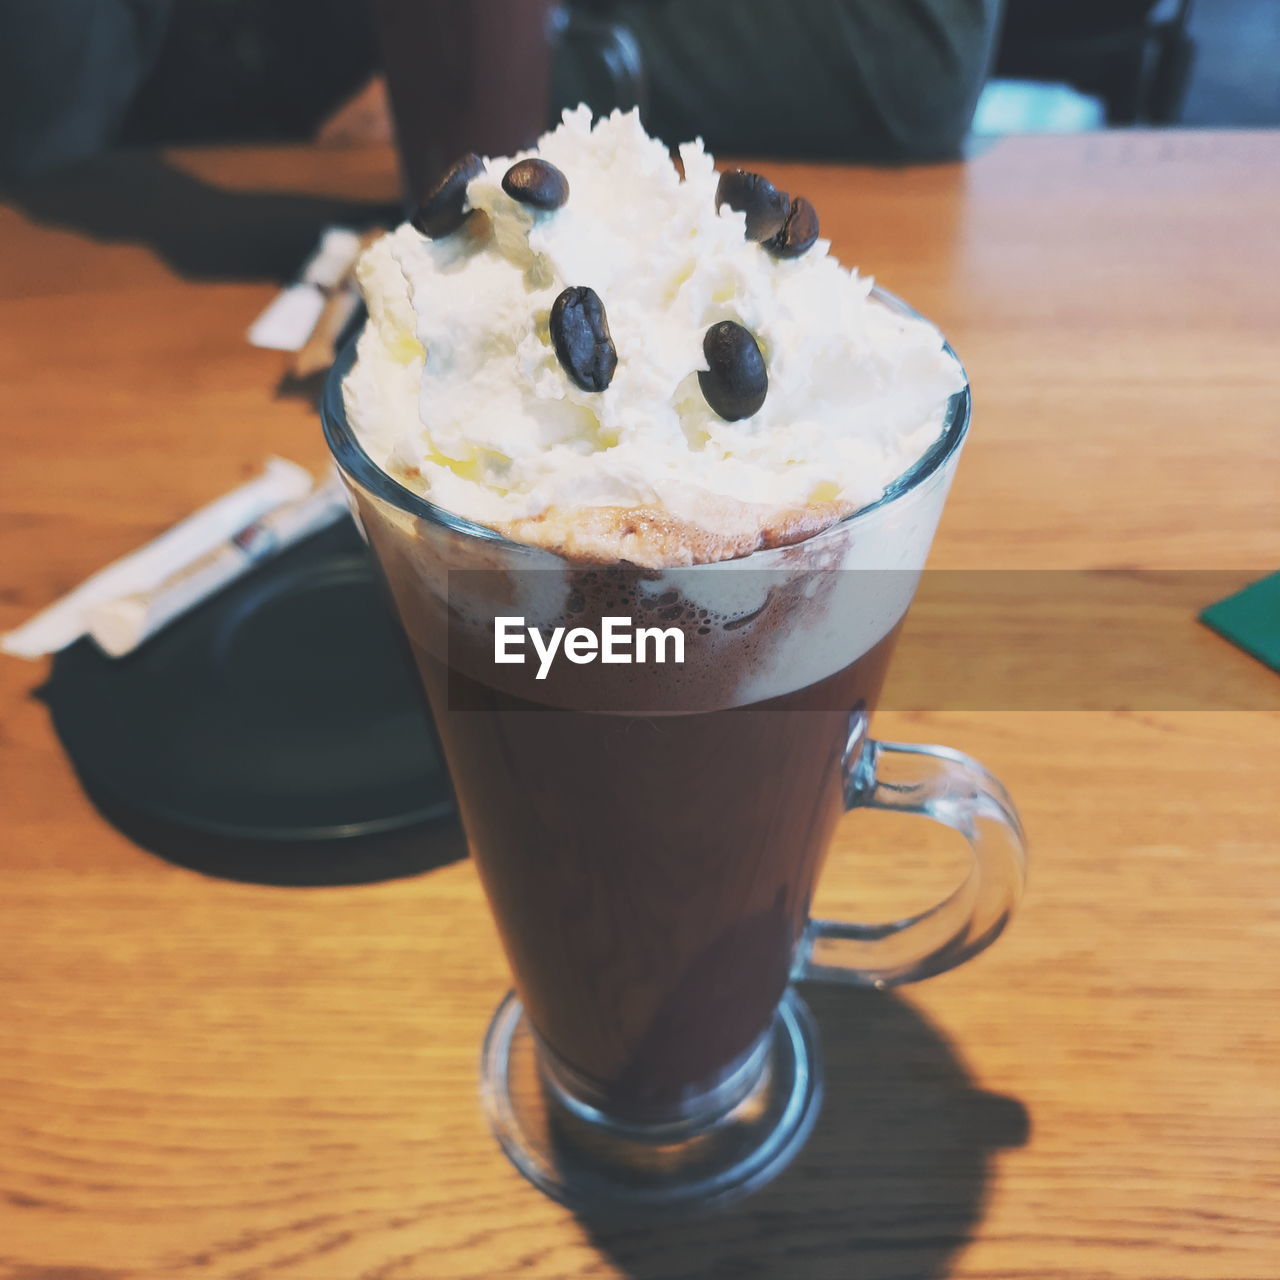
[479,988,823,1213]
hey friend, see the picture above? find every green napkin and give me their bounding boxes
[1200,572,1280,674]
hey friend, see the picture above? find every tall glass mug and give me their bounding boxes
[321,290,1027,1211]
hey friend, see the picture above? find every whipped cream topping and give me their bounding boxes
[345,107,965,567]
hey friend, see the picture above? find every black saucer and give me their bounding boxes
[45,517,458,864]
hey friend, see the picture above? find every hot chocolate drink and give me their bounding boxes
[413,631,900,1121]
[339,108,967,1127]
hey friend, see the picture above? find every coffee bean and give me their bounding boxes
[715,169,790,242]
[502,158,569,210]
[411,153,484,238]
[765,196,820,258]
[699,321,767,421]
[550,286,617,392]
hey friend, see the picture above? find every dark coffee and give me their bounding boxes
[412,627,899,1124]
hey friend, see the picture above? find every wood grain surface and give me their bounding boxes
[1,132,1278,1280]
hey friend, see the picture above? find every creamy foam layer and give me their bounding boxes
[345,107,965,568]
[349,447,954,712]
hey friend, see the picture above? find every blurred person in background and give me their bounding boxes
[0,0,378,183]
[0,0,1001,185]
[572,0,1002,160]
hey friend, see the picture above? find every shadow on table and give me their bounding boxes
[5,151,391,282]
[580,983,1029,1280]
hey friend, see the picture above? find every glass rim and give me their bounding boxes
[321,284,970,557]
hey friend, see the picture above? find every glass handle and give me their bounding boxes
[561,12,648,114]
[794,715,1028,988]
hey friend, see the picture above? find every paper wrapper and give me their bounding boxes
[1,459,346,660]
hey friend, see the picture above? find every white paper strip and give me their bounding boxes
[1,458,312,660]
[301,227,364,290]
[247,283,327,352]
[86,481,348,658]
[248,227,367,353]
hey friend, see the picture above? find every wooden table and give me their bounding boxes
[2,132,1277,1279]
